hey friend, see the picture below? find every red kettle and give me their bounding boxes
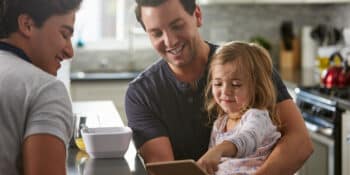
[321,52,350,88]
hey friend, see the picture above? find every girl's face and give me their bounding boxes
[211,61,249,115]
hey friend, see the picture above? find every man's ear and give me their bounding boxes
[194,5,202,27]
[17,14,35,37]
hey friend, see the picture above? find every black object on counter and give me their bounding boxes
[311,24,341,46]
[280,21,295,51]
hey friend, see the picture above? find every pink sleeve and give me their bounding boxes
[226,109,278,158]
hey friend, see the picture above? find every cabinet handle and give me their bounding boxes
[347,134,350,143]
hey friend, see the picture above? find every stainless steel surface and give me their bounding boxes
[306,128,334,175]
[67,145,147,175]
[295,83,350,175]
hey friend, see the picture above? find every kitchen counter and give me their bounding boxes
[278,68,320,89]
[67,101,147,175]
[70,71,140,81]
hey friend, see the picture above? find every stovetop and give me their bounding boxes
[296,86,350,110]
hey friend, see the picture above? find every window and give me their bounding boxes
[72,0,129,47]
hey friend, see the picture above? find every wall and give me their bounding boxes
[199,3,350,63]
[71,48,158,73]
[71,3,350,72]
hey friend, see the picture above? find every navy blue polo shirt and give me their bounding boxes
[0,42,31,63]
[125,42,291,160]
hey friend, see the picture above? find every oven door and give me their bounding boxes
[298,121,334,175]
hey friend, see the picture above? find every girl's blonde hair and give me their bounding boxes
[205,41,280,127]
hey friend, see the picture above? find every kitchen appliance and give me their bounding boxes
[295,86,350,175]
[321,52,350,88]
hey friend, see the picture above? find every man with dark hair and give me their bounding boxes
[125,0,313,174]
[0,0,82,174]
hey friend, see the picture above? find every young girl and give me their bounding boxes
[197,41,281,175]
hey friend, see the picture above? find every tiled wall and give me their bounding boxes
[71,48,158,72]
[199,3,350,61]
[72,3,350,72]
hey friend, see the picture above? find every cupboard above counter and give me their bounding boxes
[198,0,350,4]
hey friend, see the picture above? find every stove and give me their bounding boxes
[295,86,350,175]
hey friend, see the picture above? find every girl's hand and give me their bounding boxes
[197,147,222,175]
[197,141,238,175]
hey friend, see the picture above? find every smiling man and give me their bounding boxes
[0,0,82,175]
[125,0,313,175]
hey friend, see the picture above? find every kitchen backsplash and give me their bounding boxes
[71,49,158,73]
[71,3,350,73]
[200,3,350,61]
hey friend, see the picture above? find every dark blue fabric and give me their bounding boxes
[125,42,291,160]
[0,42,31,63]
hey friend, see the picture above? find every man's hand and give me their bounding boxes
[254,100,313,175]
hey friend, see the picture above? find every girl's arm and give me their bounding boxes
[197,109,277,174]
[197,140,237,175]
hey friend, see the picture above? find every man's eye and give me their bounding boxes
[61,31,70,39]
[151,31,162,38]
[172,24,182,31]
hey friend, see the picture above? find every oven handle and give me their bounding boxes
[305,121,334,147]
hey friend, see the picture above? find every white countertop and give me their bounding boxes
[72,100,124,127]
[71,100,140,173]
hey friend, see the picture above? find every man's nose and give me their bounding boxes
[163,31,178,48]
[63,40,74,59]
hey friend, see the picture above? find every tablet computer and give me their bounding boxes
[146,159,208,175]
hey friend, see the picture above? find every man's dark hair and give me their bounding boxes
[135,0,196,30]
[0,0,82,38]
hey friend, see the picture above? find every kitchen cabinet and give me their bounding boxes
[342,110,350,175]
[297,131,333,175]
[70,80,130,124]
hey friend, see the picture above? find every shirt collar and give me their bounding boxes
[0,41,32,63]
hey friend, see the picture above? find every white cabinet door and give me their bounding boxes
[342,111,350,175]
[70,80,130,124]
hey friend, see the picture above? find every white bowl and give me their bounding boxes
[81,126,132,158]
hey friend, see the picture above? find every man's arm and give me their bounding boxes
[255,99,313,175]
[23,134,67,175]
[139,136,174,163]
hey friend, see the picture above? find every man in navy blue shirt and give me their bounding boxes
[125,0,313,174]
